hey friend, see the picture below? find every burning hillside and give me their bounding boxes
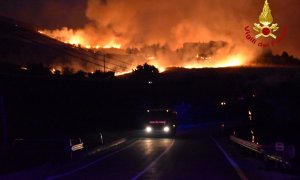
[2,0,299,76]
[38,29,251,74]
[36,0,262,74]
[2,0,300,76]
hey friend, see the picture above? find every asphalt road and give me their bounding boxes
[46,130,243,180]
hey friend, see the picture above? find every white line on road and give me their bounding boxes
[46,139,139,180]
[211,137,248,180]
[131,139,175,180]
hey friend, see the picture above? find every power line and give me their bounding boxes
[18,34,117,72]
[13,27,134,73]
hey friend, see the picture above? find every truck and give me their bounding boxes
[143,109,177,136]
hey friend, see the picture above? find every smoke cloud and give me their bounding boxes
[85,0,250,47]
[3,0,300,72]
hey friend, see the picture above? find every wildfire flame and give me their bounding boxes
[115,54,245,76]
[38,29,122,49]
[32,0,264,76]
[38,29,248,76]
[103,40,122,49]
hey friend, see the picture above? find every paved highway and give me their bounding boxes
[46,129,243,180]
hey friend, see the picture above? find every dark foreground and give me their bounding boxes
[1,125,299,180]
[1,127,242,180]
[1,67,300,179]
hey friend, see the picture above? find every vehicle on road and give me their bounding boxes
[143,109,177,136]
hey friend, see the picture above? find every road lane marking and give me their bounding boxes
[46,139,139,180]
[211,137,248,180]
[87,138,127,156]
[131,139,175,180]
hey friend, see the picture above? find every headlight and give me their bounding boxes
[146,126,152,133]
[163,126,170,132]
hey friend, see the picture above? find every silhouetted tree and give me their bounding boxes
[73,70,87,79]
[54,70,61,76]
[27,63,50,76]
[132,63,159,81]
[282,51,289,59]
[62,67,74,76]
[254,49,300,66]
[89,70,115,80]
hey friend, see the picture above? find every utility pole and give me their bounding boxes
[0,94,8,153]
[103,54,106,73]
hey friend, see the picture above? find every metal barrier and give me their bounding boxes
[230,135,265,154]
[230,135,293,167]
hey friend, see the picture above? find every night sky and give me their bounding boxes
[1,0,300,58]
[0,0,88,29]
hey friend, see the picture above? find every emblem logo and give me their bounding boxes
[253,0,279,39]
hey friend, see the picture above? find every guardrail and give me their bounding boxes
[230,135,294,168]
[12,133,105,160]
[230,135,265,154]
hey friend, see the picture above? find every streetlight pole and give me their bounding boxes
[0,94,8,153]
